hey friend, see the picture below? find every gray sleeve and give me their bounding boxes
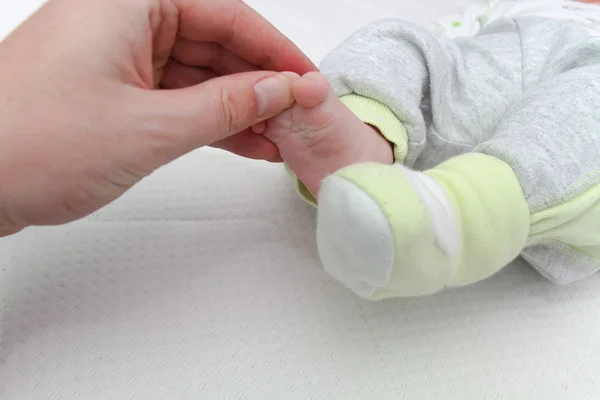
[319,17,599,167]
[320,17,600,285]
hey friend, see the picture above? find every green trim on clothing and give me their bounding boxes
[527,176,600,263]
[339,94,409,163]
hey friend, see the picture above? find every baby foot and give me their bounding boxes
[258,72,393,198]
[316,153,530,299]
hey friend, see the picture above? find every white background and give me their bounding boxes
[1,0,600,399]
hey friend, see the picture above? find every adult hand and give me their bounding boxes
[0,0,316,236]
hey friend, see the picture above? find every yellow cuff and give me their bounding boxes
[339,94,408,163]
[286,164,317,206]
[293,94,408,207]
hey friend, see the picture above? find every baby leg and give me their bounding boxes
[266,65,600,299]
[261,73,530,299]
[320,64,600,299]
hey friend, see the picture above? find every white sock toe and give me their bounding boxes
[316,175,395,298]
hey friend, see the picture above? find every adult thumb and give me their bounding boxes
[146,71,295,151]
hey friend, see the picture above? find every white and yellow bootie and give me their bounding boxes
[316,153,531,300]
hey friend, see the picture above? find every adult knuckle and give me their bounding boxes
[216,86,241,134]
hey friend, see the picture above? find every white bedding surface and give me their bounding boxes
[2,1,600,399]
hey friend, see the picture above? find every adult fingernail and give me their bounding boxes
[254,76,291,118]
